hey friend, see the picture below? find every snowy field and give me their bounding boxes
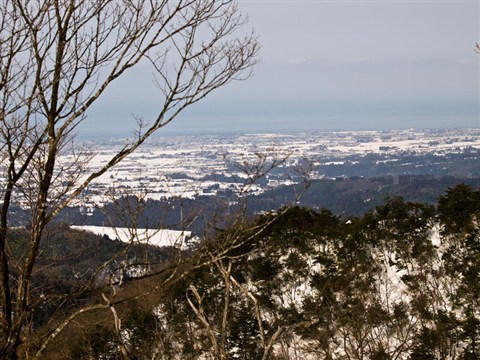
[71,225,193,248]
[6,128,478,211]
[72,128,480,207]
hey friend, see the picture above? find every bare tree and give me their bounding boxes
[0,1,258,358]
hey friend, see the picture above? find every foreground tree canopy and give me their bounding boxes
[64,185,479,359]
[9,184,480,359]
[0,1,258,358]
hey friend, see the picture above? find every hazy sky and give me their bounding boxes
[83,0,480,137]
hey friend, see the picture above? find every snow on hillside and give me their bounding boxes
[71,225,193,248]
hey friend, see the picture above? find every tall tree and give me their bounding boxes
[0,1,258,358]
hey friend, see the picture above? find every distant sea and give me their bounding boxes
[77,115,479,141]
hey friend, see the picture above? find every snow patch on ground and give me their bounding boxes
[71,225,193,248]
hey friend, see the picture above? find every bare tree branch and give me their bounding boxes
[0,1,258,358]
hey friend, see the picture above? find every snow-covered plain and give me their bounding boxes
[3,128,479,213]
[69,128,480,208]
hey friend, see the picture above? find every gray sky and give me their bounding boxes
[83,0,480,137]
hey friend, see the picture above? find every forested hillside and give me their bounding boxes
[30,184,479,359]
[45,175,480,234]
[248,175,480,216]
